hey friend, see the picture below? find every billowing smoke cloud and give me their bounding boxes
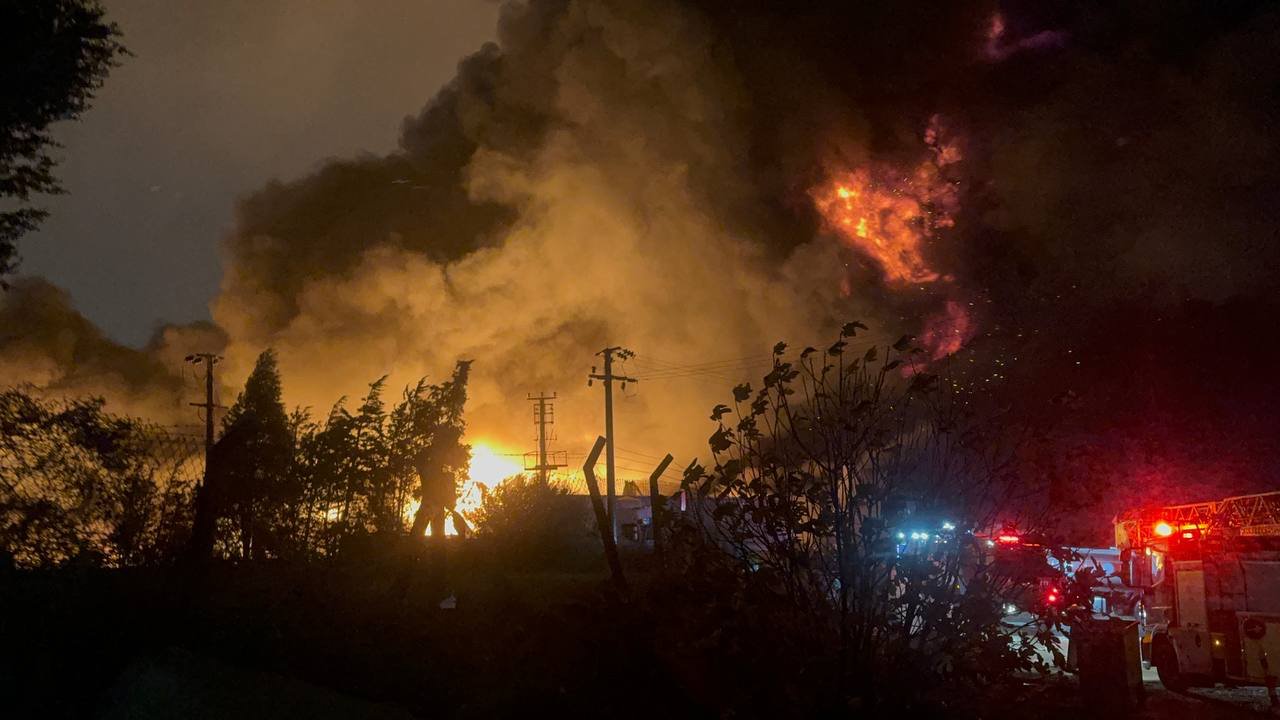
[215,0,875,462]
[0,277,227,422]
[7,0,1280,511]
[212,0,1280,481]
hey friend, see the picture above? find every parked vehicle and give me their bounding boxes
[1115,491,1280,695]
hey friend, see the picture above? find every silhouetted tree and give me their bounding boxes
[383,379,438,534]
[282,369,476,559]
[353,377,393,533]
[293,379,391,555]
[471,474,591,568]
[0,388,196,567]
[0,0,126,278]
[672,324,1046,714]
[12,355,477,565]
[207,350,294,559]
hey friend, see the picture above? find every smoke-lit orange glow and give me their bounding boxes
[920,300,975,359]
[983,10,1067,62]
[811,119,974,361]
[467,443,526,490]
[986,12,1007,53]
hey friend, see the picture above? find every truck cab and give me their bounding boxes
[1116,492,1280,691]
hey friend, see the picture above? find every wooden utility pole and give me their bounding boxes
[187,353,221,469]
[184,352,222,563]
[589,347,636,541]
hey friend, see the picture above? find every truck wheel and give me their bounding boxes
[1153,640,1187,692]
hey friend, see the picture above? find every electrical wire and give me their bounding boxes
[627,357,776,383]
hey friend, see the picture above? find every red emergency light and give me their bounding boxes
[1045,588,1060,605]
[996,533,1021,545]
[1177,527,1202,541]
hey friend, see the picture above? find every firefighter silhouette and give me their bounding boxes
[411,424,470,539]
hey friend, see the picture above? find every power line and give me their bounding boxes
[629,340,851,381]
[629,369,754,382]
[633,365,756,377]
[614,446,667,461]
[628,355,776,383]
[630,351,775,370]
[633,358,772,370]
[584,459,683,483]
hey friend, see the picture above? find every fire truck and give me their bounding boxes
[1115,491,1280,692]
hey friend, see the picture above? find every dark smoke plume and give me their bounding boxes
[7,1,1279,529]
[216,1,1280,476]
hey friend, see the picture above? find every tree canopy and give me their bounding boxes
[0,388,197,567]
[0,0,126,279]
[208,349,294,559]
[666,324,1053,713]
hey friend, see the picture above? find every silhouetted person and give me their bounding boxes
[410,425,469,541]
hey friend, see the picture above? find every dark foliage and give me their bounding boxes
[657,325,1059,715]
[0,337,1080,718]
[471,474,596,569]
[3,354,473,568]
[207,350,294,559]
[0,388,196,567]
[0,0,126,278]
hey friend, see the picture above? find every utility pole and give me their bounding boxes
[185,353,222,471]
[184,352,222,564]
[526,392,565,483]
[589,347,636,541]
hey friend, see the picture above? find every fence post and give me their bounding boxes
[584,436,627,596]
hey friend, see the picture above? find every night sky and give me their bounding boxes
[22,0,498,347]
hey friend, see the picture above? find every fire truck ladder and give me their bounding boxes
[1116,491,1280,548]
[1217,492,1280,538]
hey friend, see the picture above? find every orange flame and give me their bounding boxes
[405,442,526,537]
[813,117,974,361]
[811,116,960,286]
[811,169,942,284]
